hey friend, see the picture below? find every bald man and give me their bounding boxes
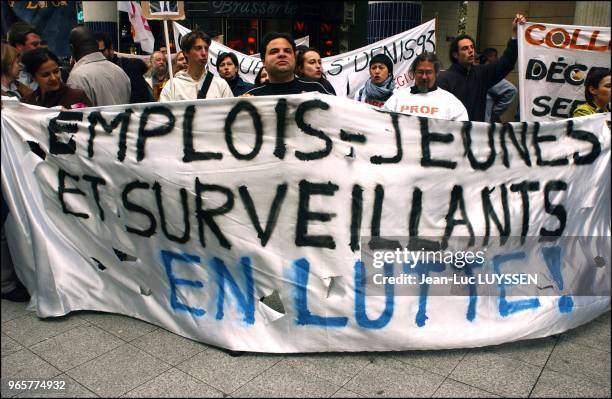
[67,26,131,106]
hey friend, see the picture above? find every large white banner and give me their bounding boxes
[173,19,436,98]
[518,22,611,122]
[1,96,610,352]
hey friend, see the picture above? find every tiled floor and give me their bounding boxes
[1,299,610,398]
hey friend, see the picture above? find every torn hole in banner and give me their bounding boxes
[260,290,285,313]
[91,257,106,271]
[54,131,74,145]
[140,286,152,296]
[323,276,346,298]
[257,290,286,324]
[113,248,138,262]
[27,141,46,160]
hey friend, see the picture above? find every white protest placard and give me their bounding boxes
[518,22,611,122]
[173,19,435,97]
[1,95,610,352]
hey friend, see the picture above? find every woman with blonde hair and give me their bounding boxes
[172,51,188,75]
[1,44,32,99]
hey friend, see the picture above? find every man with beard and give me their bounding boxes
[383,52,468,121]
[159,30,231,101]
[437,13,526,121]
[146,50,169,101]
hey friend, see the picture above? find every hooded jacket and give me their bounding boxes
[437,38,518,122]
[159,69,232,102]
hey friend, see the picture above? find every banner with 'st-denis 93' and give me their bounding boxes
[518,22,611,122]
[1,95,610,353]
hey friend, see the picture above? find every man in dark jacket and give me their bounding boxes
[216,51,253,96]
[437,14,526,121]
[96,32,154,104]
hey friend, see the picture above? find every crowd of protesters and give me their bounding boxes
[1,14,611,302]
[3,14,609,117]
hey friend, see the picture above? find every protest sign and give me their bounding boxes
[518,22,611,122]
[173,19,435,98]
[322,19,435,97]
[1,95,610,352]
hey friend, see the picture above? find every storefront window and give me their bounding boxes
[188,17,223,40]
[262,19,292,35]
[226,19,258,54]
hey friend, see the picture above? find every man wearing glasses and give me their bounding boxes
[383,52,468,121]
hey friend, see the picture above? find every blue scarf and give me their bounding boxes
[359,75,395,102]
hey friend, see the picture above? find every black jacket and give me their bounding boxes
[245,79,330,96]
[112,55,154,104]
[438,38,518,122]
[318,78,337,95]
[227,75,254,96]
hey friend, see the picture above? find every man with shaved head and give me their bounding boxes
[67,25,131,106]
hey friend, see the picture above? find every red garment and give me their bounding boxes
[22,83,92,108]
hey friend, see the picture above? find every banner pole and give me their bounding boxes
[435,14,438,51]
[117,6,121,53]
[163,19,173,79]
